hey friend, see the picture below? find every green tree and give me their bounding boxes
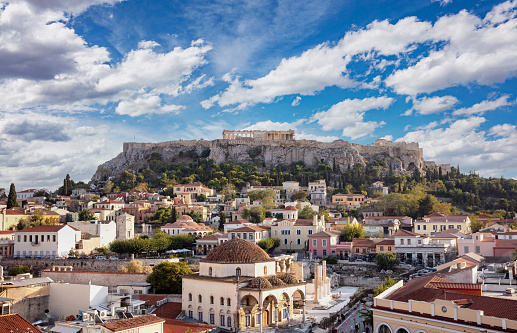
[9,265,29,276]
[79,209,96,221]
[470,216,485,233]
[375,252,399,271]
[291,190,308,201]
[16,218,30,230]
[7,183,18,209]
[196,194,206,202]
[147,262,192,293]
[96,247,109,256]
[374,277,397,296]
[219,212,227,231]
[340,221,366,242]
[417,195,435,218]
[119,260,152,273]
[298,205,315,219]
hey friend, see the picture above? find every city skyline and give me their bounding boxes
[1,0,517,190]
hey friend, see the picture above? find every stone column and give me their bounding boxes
[259,307,263,332]
[314,263,320,302]
[302,300,306,324]
[322,260,327,297]
[275,304,279,328]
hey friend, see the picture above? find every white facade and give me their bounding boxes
[50,283,108,319]
[115,213,135,239]
[14,225,81,258]
[67,221,116,247]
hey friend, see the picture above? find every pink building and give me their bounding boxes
[308,230,351,259]
[457,232,495,257]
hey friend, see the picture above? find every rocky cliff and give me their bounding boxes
[91,138,445,182]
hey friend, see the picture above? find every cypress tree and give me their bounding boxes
[7,183,18,209]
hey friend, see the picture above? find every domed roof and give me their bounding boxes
[171,215,199,228]
[284,206,298,211]
[267,276,286,286]
[177,215,194,222]
[202,239,274,263]
[278,274,299,284]
[248,277,273,289]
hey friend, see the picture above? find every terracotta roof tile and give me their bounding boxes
[135,295,167,306]
[152,302,183,319]
[394,229,428,237]
[102,314,165,332]
[15,224,78,233]
[163,319,216,333]
[0,313,42,332]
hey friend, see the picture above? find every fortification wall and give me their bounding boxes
[41,270,148,287]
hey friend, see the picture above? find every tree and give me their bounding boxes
[7,183,18,209]
[147,262,192,293]
[16,218,30,230]
[118,260,152,273]
[257,237,281,252]
[9,265,29,276]
[79,209,96,221]
[291,190,308,201]
[375,252,399,271]
[340,221,366,242]
[373,277,397,296]
[68,249,79,258]
[298,205,315,219]
[417,195,434,218]
[196,194,206,202]
[470,216,485,233]
[219,212,226,231]
[96,247,109,256]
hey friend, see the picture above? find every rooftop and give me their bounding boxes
[101,314,165,332]
[201,238,274,264]
[0,313,42,333]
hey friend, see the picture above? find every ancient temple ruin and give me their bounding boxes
[222,130,295,141]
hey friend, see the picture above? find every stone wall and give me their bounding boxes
[339,275,383,288]
[13,295,50,323]
[41,270,148,287]
[1,258,176,275]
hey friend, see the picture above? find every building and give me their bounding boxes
[16,189,36,200]
[101,314,165,333]
[67,220,116,248]
[282,181,300,201]
[414,213,471,236]
[182,239,306,330]
[113,212,135,240]
[331,194,366,209]
[222,129,295,140]
[308,180,326,206]
[308,230,351,258]
[223,220,253,232]
[160,215,213,237]
[93,199,125,211]
[373,275,517,333]
[394,229,450,266]
[0,231,14,258]
[363,216,411,236]
[196,232,229,255]
[0,314,42,333]
[0,209,30,231]
[50,282,108,319]
[227,225,270,244]
[173,184,215,204]
[14,225,81,258]
[270,215,325,251]
[368,181,389,195]
[269,206,298,220]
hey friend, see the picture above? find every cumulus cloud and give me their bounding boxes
[23,0,123,15]
[311,96,393,139]
[411,95,459,115]
[453,95,513,116]
[115,95,184,117]
[292,96,302,107]
[379,135,393,141]
[244,119,305,131]
[0,1,212,116]
[397,116,517,176]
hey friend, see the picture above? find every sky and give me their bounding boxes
[1,0,517,191]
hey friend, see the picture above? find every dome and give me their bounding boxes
[267,276,286,286]
[278,274,299,284]
[202,239,274,263]
[171,215,199,227]
[248,277,273,289]
[177,215,194,222]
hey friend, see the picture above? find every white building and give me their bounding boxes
[394,229,450,266]
[67,220,116,247]
[107,211,135,240]
[14,225,81,258]
[282,181,300,201]
[182,239,306,330]
[93,199,125,211]
[17,189,36,200]
[50,283,108,319]
[160,215,213,237]
[307,180,326,206]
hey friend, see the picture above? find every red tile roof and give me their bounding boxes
[230,225,269,232]
[394,229,428,238]
[163,319,216,333]
[152,302,182,319]
[15,224,79,233]
[135,295,167,306]
[102,314,165,332]
[0,313,42,332]
[4,209,29,215]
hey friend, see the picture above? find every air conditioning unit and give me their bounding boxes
[506,288,515,295]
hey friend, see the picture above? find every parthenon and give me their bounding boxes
[222,129,295,141]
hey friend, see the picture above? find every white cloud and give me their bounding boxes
[396,116,517,176]
[243,119,305,131]
[412,95,459,115]
[115,95,184,117]
[379,135,393,141]
[291,96,301,107]
[311,96,393,139]
[137,40,160,49]
[23,0,123,15]
[296,133,340,142]
[453,95,513,116]
[386,3,517,95]
[432,0,453,6]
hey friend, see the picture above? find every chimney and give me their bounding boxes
[313,214,318,226]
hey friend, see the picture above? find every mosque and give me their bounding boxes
[182,238,306,331]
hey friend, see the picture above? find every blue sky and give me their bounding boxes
[1,0,517,190]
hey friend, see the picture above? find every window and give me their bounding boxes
[188,311,193,318]
[220,315,225,326]
[198,312,203,321]
[29,235,32,242]
[24,235,27,242]
[400,239,404,245]
[209,313,215,324]
[53,235,56,242]
[296,229,301,235]
[313,249,317,256]
[227,316,232,327]
[274,230,277,235]
[449,225,454,229]
[407,239,411,245]
[209,267,212,276]
[322,250,327,256]
[476,246,480,253]
[220,297,224,305]
[417,225,420,230]
[17,235,20,242]
[418,240,422,244]
[388,246,392,251]
[380,246,384,251]
[210,296,214,304]
[246,297,250,306]
[236,268,241,276]
[227,298,231,306]
[47,235,50,241]
[245,315,251,327]
[243,233,247,239]
[264,266,267,275]
[423,225,426,230]
[296,238,301,245]
[322,240,327,247]
[198,295,202,302]
[313,239,317,247]
[284,238,288,245]
[464,246,469,253]
[308,229,313,235]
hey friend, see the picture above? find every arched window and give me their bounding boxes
[246,297,250,306]
[236,267,241,276]
[378,325,391,333]
[264,266,267,275]
[210,296,214,304]
[227,316,232,327]
[198,295,202,303]
[220,297,224,305]
[396,329,408,333]
[209,267,213,276]
[189,293,192,301]
[227,298,231,306]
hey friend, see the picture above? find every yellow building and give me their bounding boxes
[175,204,208,221]
[331,194,366,209]
[270,215,325,251]
[0,209,30,230]
[373,276,517,333]
[414,213,471,236]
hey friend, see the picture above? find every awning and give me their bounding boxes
[50,325,82,333]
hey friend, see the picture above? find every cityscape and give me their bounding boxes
[1,1,517,333]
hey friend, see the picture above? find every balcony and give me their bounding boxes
[31,242,41,246]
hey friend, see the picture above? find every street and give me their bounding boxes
[335,304,371,333]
